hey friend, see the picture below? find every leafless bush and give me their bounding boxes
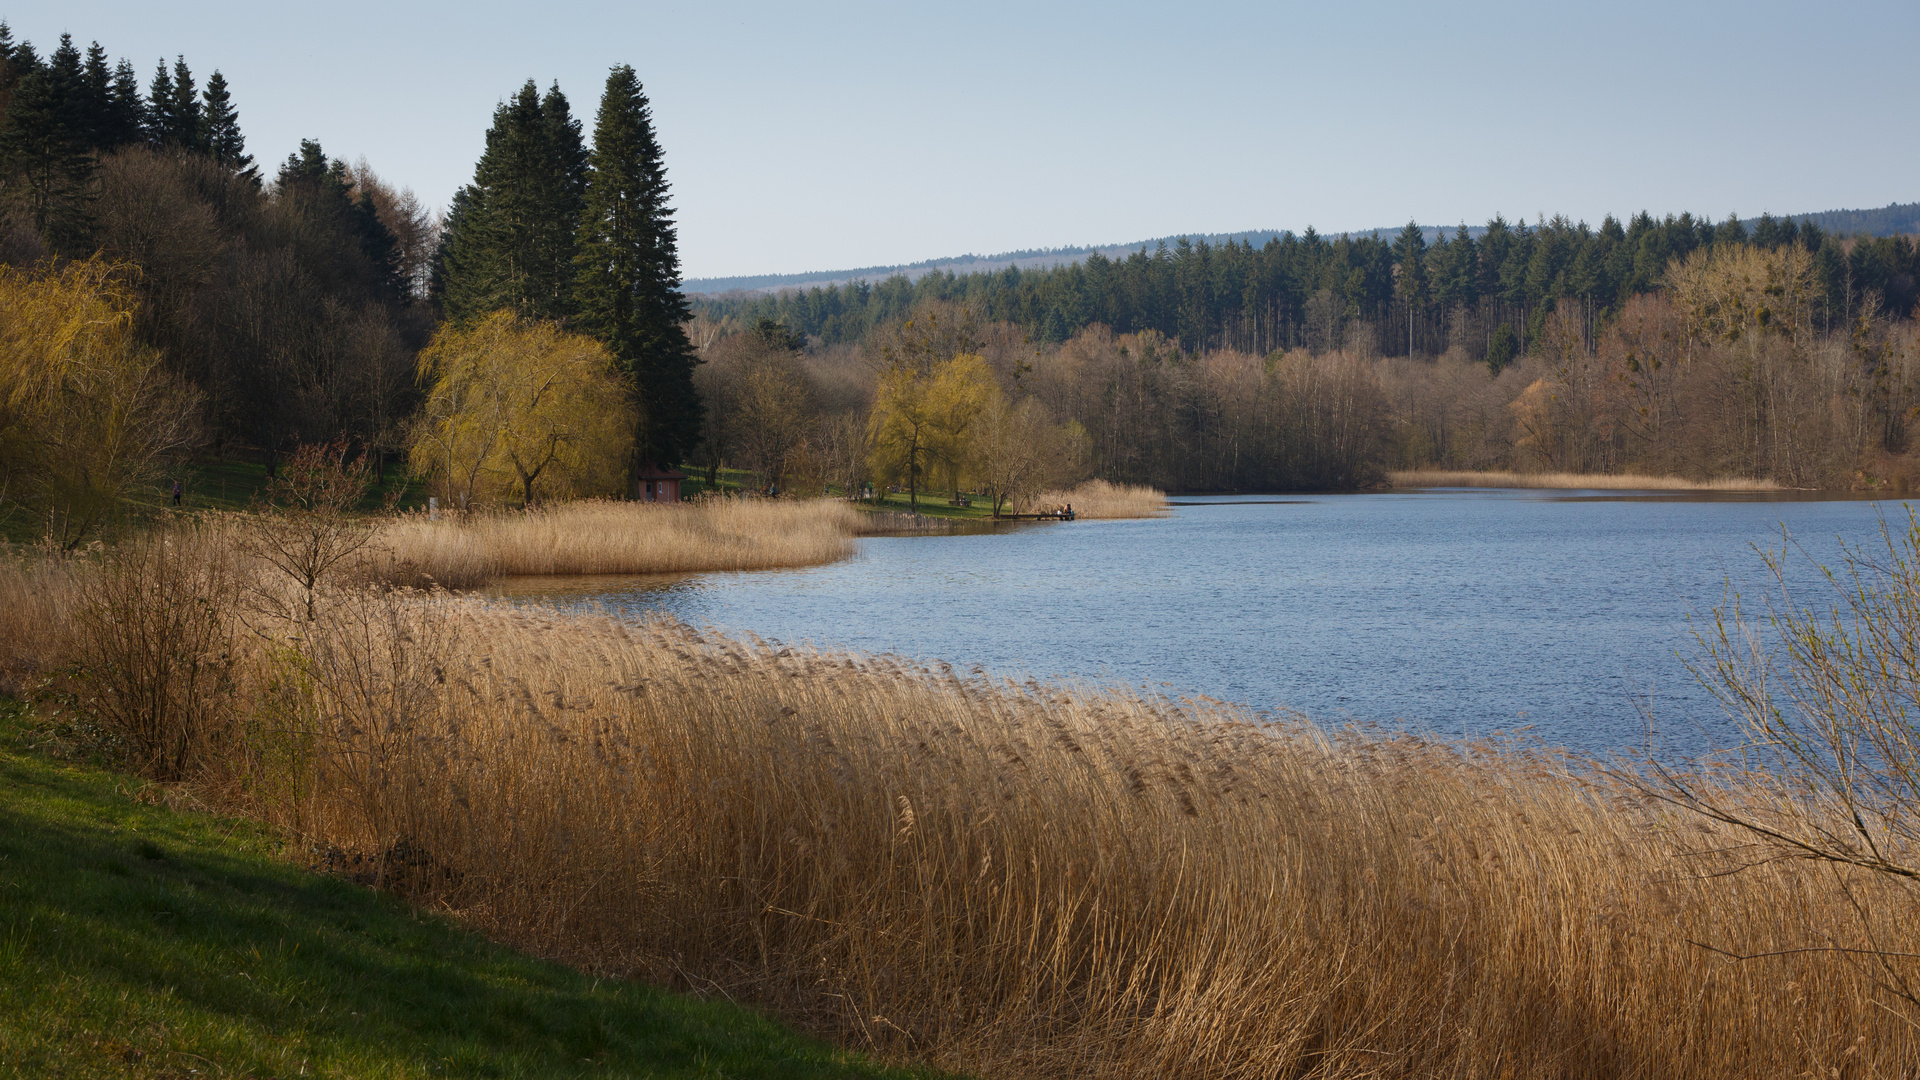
[1648,510,1920,1011]
[69,527,245,782]
[237,442,381,623]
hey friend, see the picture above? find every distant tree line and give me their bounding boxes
[687,228,1919,495]
[697,214,1918,363]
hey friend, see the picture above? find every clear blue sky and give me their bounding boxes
[10,1,1918,279]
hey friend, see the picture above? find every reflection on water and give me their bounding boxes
[488,489,1914,756]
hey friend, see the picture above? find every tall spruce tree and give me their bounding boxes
[78,41,110,144]
[103,58,145,147]
[144,59,175,145]
[200,70,254,179]
[574,63,701,478]
[440,79,583,322]
[168,56,202,150]
[0,36,93,249]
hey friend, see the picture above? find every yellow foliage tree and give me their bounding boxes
[409,311,633,509]
[1667,243,1818,348]
[0,259,201,547]
[867,352,994,512]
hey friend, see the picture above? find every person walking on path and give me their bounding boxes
[170,480,183,507]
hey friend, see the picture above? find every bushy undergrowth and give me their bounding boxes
[4,517,1919,1078]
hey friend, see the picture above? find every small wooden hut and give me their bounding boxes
[636,465,686,503]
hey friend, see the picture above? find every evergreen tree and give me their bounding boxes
[278,138,405,301]
[144,58,175,145]
[99,59,146,148]
[539,82,587,314]
[0,51,94,249]
[77,41,111,145]
[200,70,254,180]
[168,56,202,150]
[1392,220,1428,353]
[441,79,583,322]
[574,63,701,477]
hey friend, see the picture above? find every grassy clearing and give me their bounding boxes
[1390,468,1780,491]
[371,498,863,588]
[0,698,951,1080]
[1022,479,1168,518]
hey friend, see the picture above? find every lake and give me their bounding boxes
[490,489,1914,756]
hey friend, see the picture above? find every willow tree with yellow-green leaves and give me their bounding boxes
[866,352,993,512]
[408,311,632,509]
[0,258,201,546]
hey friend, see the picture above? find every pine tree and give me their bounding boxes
[538,82,587,315]
[78,41,111,147]
[201,70,254,180]
[574,63,701,479]
[103,59,146,148]
[441,79,583,323]
[0,50,95,250]
[1392,220,1429,355]
[168,56,202,150]
[145,59,175,145]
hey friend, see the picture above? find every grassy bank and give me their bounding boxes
[1390,468,1779,491]
[0,700,945,1080]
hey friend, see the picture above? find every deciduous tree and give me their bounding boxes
[408,311,631,508]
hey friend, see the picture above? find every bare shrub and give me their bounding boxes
[1651,510,1920,1010]
[69,527,244,782]
[237,442,381,623]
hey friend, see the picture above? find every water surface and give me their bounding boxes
[491,489,1912,756]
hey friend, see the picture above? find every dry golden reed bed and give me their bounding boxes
[1024,478,1169,518]
[5,529,1917,1078]
[372,497,861,587]
[4,534,1914,1078]
[1391,469,1779,491]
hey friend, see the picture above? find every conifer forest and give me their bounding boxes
[2,23,1918,542]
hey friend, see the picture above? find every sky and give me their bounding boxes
[10,1,1918,280]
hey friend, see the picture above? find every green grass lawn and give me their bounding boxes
[0,700,955,1080]
[163,458,429,515]
[852,490,1000,521]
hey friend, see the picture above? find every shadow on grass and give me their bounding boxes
[0,716,950,1079]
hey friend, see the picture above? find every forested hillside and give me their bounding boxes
[3,20,1916,543]
[0,25,701,541]
[685,203,1919,297]
[687,214,1918,494]
[697,214,1917,357]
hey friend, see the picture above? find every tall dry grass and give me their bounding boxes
[237,599,1919,1077]
[6,530,1918,1077]
[1391,469,1780,491]
[1022,479,1168,519]
[370,497,861,587]
[0,546,80,691]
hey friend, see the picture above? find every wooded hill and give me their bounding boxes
[684,202,1920,297]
